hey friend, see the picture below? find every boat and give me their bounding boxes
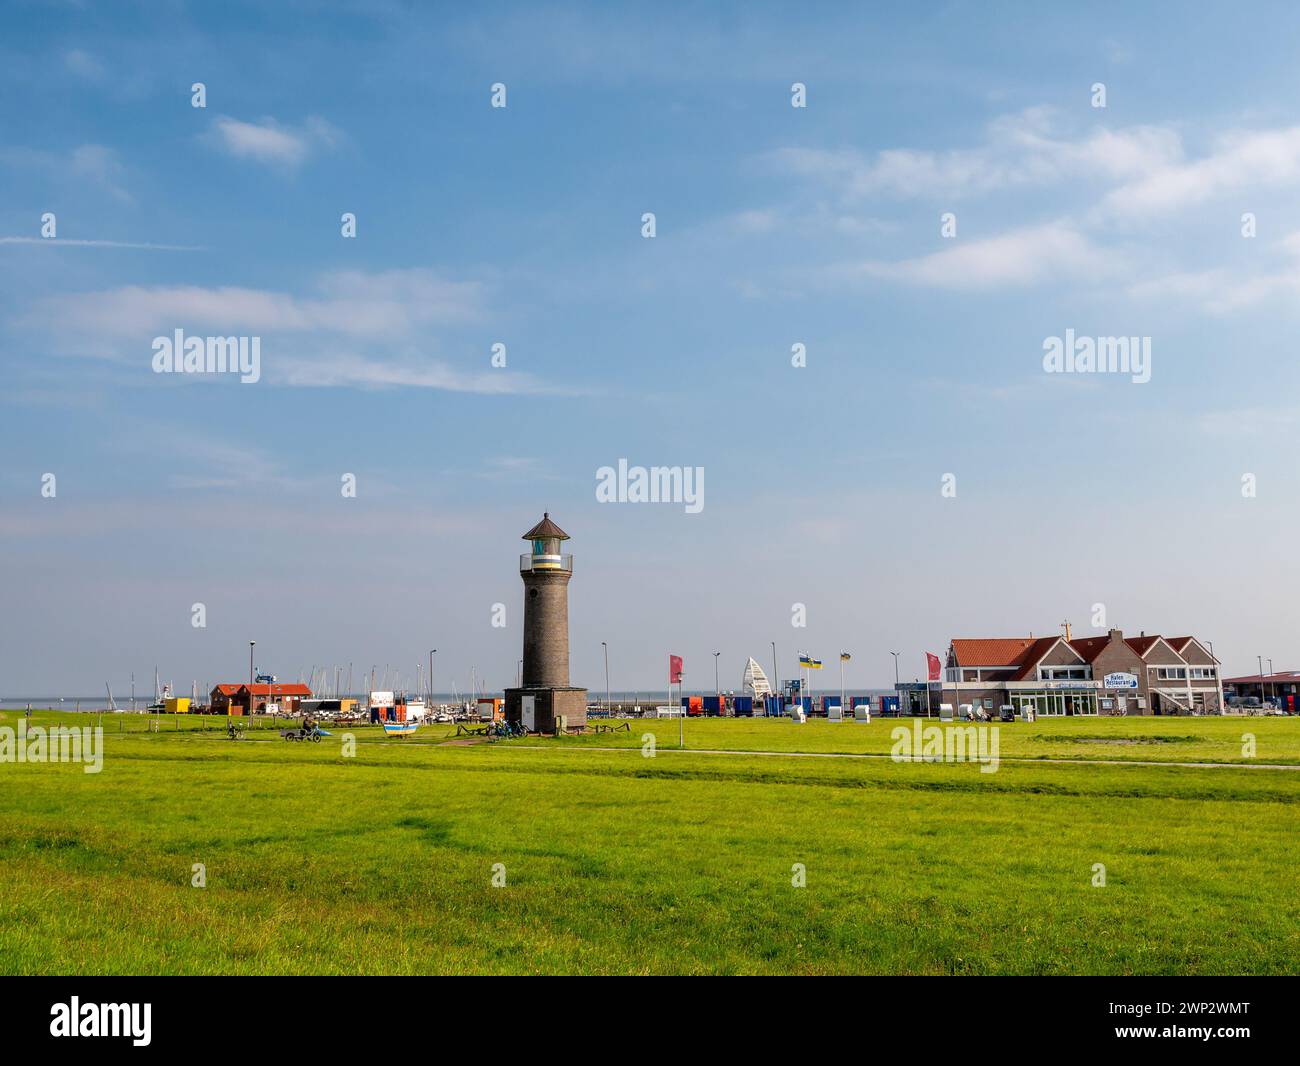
[381,720,418,736]
[743,657,773,699]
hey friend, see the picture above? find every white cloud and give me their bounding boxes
[1127,231,1300,312]
[29,269,484,339]
[20,268,583,396]
[275,351,567,395]
[210,115,341,168]
[855,223,1121,289]
[0,143,132,202]
[1099,126,1300,219]
[768,109,1182,200]
[0,237,200,250]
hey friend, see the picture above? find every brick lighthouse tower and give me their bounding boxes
[504,514,588,733]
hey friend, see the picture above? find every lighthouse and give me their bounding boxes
[504,514,588,733]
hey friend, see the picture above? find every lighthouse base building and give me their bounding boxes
[504,514,587,734]
[504,686,588,735]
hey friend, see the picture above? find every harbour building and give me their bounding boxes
[934,628,1223,716]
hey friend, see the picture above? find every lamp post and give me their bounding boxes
[713,651,721,713]
[248,641,256,723]
[1268,658,1274,706]
[429,649,436,706]
[840,651,848,717]
[770,641,779,706]
[602,641,610,717]
[1257,655,1265,707]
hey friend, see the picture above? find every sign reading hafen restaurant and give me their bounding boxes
[1103,672,1139,689]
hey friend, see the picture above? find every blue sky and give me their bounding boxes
[3,1,1300,696]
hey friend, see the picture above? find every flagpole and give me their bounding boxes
[840,655,845,716]
[925,654,933,718]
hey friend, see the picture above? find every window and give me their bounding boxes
[1043,666,1088,680]
[1155,667,1187,680]
[1189,667,1217,679]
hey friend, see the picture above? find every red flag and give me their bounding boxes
[669,655,683,684]
[926,652,942,681]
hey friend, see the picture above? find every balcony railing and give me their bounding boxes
[520,553,573,573]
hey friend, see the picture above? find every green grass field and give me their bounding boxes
[1,710,1297,974]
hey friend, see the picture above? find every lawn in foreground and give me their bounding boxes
[0,713,1296,974]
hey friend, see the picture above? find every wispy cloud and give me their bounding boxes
[275,351,573,395]
[853,222,1124,289]
[26,269,484,339]
[62,49,106,82]
[1098,126,1300,220]
[210,115,342,168]
[0,143,133,202]
[768,109,1182,201]
[20,268,586,396]
[0,237,202,251]
[1128,232,1300,312]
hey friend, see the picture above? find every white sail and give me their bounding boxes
[742,657,772,699]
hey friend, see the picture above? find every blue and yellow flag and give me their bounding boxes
[799,655,823,670]
[840,652,851,662]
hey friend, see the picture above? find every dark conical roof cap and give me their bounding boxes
[522,512,569,540]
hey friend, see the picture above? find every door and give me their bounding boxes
[521,695,535,732]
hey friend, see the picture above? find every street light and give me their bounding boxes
[602,642,610,717]
[249,641,256,723]
[1268,658,1275,706]
[713,652,721,712]
[770,641,779,703]
[1257,654,1265,707]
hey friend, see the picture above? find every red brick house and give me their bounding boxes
[935,628,1223,716]
[209,683,312,716]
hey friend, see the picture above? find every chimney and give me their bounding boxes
[1108,628,1123,642]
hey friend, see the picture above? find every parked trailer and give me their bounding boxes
[733,696,754,716]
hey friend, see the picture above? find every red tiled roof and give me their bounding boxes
[1011,637,1069,681]
[949,638,1038,668]
[246,683,311,697]
[1067,636,1111,663]
[955,632,1209,673]
[211,683,311,697]
[1223,671,1300,684]
[1125,635,1164,658]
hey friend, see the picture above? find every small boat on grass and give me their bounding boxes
[382,720,418,736]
